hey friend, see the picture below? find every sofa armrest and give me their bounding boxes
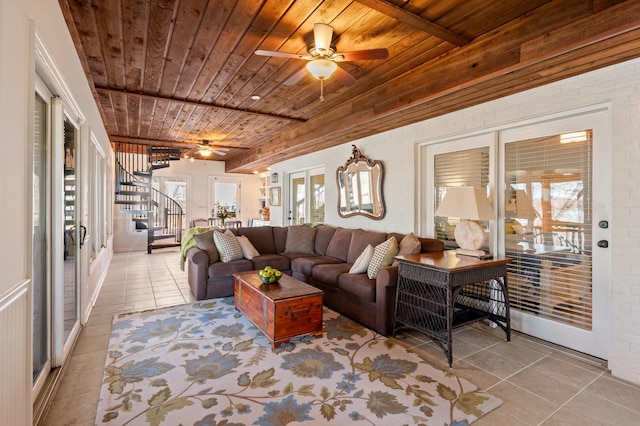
[375,265,399,335]
[187,247,211,300]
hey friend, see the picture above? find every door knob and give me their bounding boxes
[597,240,608,248]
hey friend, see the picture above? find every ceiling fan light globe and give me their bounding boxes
[306,59,337,80]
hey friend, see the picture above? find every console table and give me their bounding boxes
[393,251,512,367]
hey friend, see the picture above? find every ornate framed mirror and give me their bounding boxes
[337,145,385,220]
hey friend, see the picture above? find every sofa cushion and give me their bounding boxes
[312,263,352,286]
[193,230,219,263]
[236,226,276,254]
[236,235,259,260]
[338,273,376,303]
[272,226,288,253]
[292,255,343,276]
[325,228,354,261]
[367,237,399,279]
[214,230,243,262]
[315,225,338,255]
[208,258,253,278]
[347,229,387,263]
[284,225,317,254]
[251,254,291,272]
[349,244,374,274]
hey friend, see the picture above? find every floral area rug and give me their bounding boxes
[97,298,502,425]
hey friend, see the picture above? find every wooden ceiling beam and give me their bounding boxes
[354,0,470,46]
[95,87,306,123]
[110,135,245,151]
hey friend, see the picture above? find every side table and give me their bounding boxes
[393,251,512,367]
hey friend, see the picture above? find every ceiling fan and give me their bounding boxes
[184,141,230,159]
[255,23,388,101]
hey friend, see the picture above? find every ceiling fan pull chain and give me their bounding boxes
[319,79,325,102]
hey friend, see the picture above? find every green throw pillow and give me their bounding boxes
[367,237,399,279]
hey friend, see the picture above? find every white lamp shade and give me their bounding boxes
[435,186,495,221]
[306,59,338,80]
[515,189,536,219]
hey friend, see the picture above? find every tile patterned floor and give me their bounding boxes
[41,248,640,425]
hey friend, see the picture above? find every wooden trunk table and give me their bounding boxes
[233,271,324,348]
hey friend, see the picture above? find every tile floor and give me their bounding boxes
[41,248,640,425]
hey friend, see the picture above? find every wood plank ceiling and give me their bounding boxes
[60,0,640,173]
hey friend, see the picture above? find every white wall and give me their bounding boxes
[271,58,640,385]
[0,0,113,423]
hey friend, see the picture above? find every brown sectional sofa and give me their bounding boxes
[185,225,443,335]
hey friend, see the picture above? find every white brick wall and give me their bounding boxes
[275,57,640,385]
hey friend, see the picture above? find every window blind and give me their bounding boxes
[504,131,593,330]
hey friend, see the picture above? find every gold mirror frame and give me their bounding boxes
[337,145,385,220]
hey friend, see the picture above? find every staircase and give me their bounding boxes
[115,143,184,253]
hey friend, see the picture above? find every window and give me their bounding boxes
[433,147,490,249]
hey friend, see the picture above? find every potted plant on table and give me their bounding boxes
[215,203,230,226]
[259,206,270,221]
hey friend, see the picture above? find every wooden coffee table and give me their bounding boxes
[233,271,324,348]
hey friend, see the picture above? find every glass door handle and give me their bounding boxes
[79,225,87,248]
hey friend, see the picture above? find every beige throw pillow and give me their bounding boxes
[367,237,399,279]
[213,230,243,262]
[236,235,260,260]
[349,244,374,274]
[398,233,422,255]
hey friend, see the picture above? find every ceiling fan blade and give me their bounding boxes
[254,49,311,60]
[338,48,389,62]
[283,67,309,86]
[213,150,227,156]
[314,23,333,52]
[333,66,357,87]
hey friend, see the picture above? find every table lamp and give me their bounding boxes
[435,186,495,257]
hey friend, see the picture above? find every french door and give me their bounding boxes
[425,109,611,359]
[499,111,610,358]
[32,85,82,399]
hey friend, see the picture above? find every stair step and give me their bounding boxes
[133,171,151,177]
[121,209,149,215]
[149,242,181,251]
[116,190,150,197]
[152,234,176,241]
[121,181,149,188]
[150,163,170,170]
[115,200,148,206]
